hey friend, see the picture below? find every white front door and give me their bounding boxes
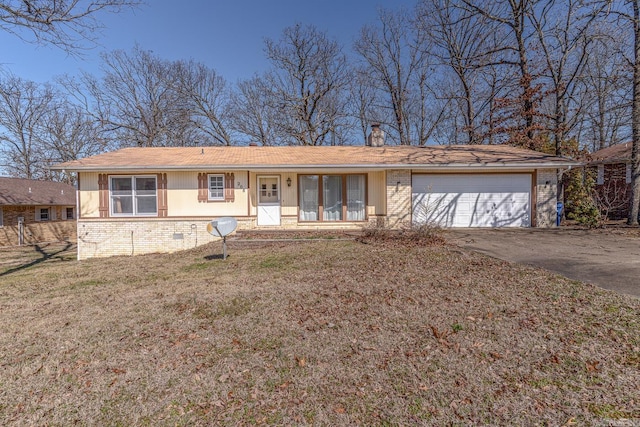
[257,176,281,226]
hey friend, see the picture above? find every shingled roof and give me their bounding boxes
[53,145,577,172]
[590,143,632,163]
[0,177,76,206]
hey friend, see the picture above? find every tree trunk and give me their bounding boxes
[628,0,640,226]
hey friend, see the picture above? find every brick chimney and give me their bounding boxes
[367,123,385,147]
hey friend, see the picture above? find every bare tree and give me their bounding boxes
[348,68,379,144]
[229,75,278,145]
[263,24,352,146]
[0,0,140,52]
[82,46,188,147]
[593,0,640,224]
[576,29,631,151]
[529,0,607,157]
[354,10,426,145]
[461,0,545,148]
[355,8,450,146]
[0,73,54,178]
[419,0,498,144]
[610,0,640,225]
[171,60,233,146]
[39,103,107,183]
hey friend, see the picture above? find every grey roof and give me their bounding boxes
[0,177,76,206]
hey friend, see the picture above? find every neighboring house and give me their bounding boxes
[53,140,576,260]
[0,177,77,246]
[588,143,632,219]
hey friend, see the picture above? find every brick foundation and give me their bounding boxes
[76,218,367,259]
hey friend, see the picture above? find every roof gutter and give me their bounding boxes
[51,161,580,172]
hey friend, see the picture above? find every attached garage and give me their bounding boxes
[412,174,532,227]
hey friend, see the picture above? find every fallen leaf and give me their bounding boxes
[586,360,600,372]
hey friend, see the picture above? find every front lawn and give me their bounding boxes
[0,238,638,425]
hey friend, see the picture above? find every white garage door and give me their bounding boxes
[412,174,531,227]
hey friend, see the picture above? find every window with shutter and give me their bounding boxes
[225,173,235,202]
[157,173,168,217]
[36,207,50,221]
[98,174,109,217]
[198,172,235,202]
[208,174,224,200]
[109,175,158,216]
[198,173,207,202]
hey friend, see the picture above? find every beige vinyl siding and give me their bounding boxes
[80,169,387,222]
[168,171,249,217]
[368,171,386,216]
[79,172,100,218]
[250,170,386,220]
[281,172,297,217]
[79,171,249,219]
[247,172,296,217]
[248,172,259,217]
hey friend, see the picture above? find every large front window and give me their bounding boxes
[299,174,366,222]
[110,176,157,216]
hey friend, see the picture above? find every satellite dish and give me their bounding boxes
[206,217,237,260]
[207,217,237,237]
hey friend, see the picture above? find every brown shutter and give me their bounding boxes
[98,174,109,218]
[157,173,168,217]
[198,173,207,202]
[225,173,235,202]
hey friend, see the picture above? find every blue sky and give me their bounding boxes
[0,0,418,84]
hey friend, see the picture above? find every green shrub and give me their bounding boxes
[564,168,601,228]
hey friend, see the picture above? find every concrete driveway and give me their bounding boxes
[448,228,640,298]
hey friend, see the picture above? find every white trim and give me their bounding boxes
[109,175,158,217]
[257,175,281,226]
[207,173,225,201]
[626,163,632,184]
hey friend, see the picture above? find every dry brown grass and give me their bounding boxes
[0,238,638,425]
